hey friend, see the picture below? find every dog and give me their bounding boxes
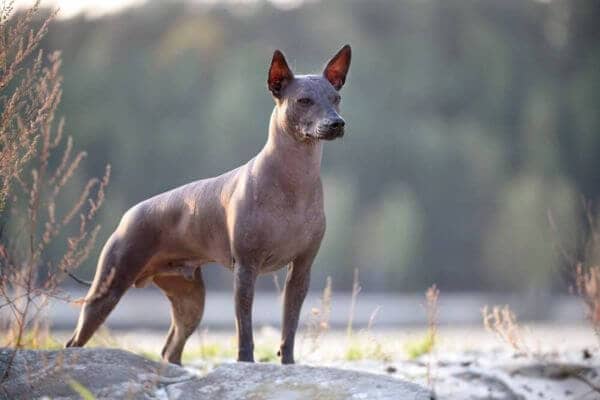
[65,45,352,365]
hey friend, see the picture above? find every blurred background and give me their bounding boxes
[11,0,600,328]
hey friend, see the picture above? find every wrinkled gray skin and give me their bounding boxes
[65,45,351,366]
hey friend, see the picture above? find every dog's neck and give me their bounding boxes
[256,108,323,186]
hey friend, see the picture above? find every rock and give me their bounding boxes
[0,347,193,400]
[169,362,431,400]
[0,348,431,400]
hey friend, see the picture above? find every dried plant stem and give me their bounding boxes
[550,199,600,344]
[303,276,332,356]
[346,268,361,339]
[482,305,527,355]
[575,265,600,339]
[0,2,110,383]
[425,284,439,389]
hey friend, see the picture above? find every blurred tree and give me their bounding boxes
[20,0,600,292]
[355,184,423,290]
[313,175,358,288]
[482,174,578,291]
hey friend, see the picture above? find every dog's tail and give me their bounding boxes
[66,271,92,287]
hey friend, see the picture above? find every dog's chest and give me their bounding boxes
[231,182,325,268]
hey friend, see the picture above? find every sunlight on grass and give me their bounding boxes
[87,326,120,348]
[181,342,236,362]
[1,326,62,350]
[18,331,62,350]
[404,332,435,360]
[136,350,161,361]
[343,337,393,362]
[344,342,365,361]
[255,344,278,363]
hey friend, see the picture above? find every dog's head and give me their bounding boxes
[267,45,351,142]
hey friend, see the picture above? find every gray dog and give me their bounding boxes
[66,45,352,365]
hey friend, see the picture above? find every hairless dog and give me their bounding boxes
[65,45,352,365]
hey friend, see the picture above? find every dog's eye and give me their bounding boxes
[332,95,341,105]
[297,98,313,106]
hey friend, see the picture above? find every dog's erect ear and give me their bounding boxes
[268,50,294,98]
[323,44,351,91]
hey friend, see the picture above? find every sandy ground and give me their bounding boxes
[52,323,600,399]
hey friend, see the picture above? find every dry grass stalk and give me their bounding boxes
[365,306,392,363]
[0,1,109,382]
[0,1,56,208]
[575,264,600,339]
[346,268,361,339]
[303,276,332,355]
[424,284,439,389]
[482,305,527,354]
[342,271,393,363]
[425,285,439,348]
[549,199,600,343]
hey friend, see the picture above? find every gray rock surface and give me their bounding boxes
[0,348,431,400]
[0,348,192,400]
[167,362,431,400]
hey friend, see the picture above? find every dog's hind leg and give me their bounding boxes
[65,234,152,348]
[154,270,205,365]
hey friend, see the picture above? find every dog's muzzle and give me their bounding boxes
[316,119,345,140]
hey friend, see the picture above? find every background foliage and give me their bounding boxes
[24,0,600,292]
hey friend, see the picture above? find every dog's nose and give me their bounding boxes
[327,119,345,130]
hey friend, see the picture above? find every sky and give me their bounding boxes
[13,0,303,19]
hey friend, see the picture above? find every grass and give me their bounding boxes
[137,350,161,362]
[344,342,364,361]
[255,344,278,362]
[87,326,120,348]
[404,332,436,360]
[342,337,392,362]
[404,285,439,363]
[182,341,236,362]
[0,274,445,371]
[337,271,394,363]
[2,326,63,350]
[343,269,366,362]
[0,323,123,352]
[4,324,406,365]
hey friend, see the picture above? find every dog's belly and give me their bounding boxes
[259,262,288,274]
[258,249,297,274]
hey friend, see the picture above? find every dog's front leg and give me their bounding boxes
[234,263,257,362]
[279,251,315,364]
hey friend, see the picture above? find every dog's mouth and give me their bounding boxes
[313,127,345,141]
